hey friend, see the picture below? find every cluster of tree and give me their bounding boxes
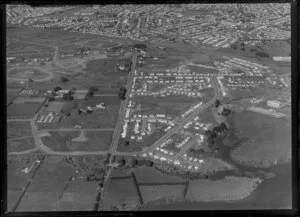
[133,43,147,50]
[256,51,269,58]
[221,107,232,116]
[215,99,221,108]
[118,87,127,100]
[113,156,153,168]
[62,91,74,101]
[205,122,228,146]
[60,76,69,83]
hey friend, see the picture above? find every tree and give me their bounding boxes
[124,140,130,146]
[86,90,94,98]
[215,99,221,108]
[89,86,98,92]
[60,76,69,83]
[53,86,62,92]
[48,96,55,102]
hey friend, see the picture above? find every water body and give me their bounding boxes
[143,136,292,210]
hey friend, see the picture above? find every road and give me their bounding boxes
[38,128,115,133]
[98,52,138,211]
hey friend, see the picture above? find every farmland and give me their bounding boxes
[186,176,261,202]
[103,178,141,211]
[7,121,32,139]
[229,111,291,167]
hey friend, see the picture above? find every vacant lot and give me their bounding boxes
[140,185,185,204]
[134,167,185,184]
[56,179,98,211]
[8,137,35,152]
[229,111,291,167]
[103,178,141,211]
[7,121,32,139]
[186,176,260,202]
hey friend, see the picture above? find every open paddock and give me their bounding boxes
[13,96,46,104]
[7,103,42,117]
[8,137,35,153]
[42,130,113,152]
[103,178,141,211]
[27,156,74,193]
[7,121,32,139]
[186,176,261,202]
[140,185,185,204]
[56,179,98,211]
[16,192,58,211]
[8,67,50,80]
[229,110,291,167]
[7,88,22,104]
[133,95,202,117]
[134,167,185,184]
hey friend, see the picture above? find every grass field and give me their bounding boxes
[7,121,32,139]
[7,103,41,117]
[42,130,112,152]
[140,185,185,204]
[134,167,185,184]
[103,178,140,211]
[8,137,36,152]
[186,176,260,202]
[16,192,58,211]
[229,110,291,167]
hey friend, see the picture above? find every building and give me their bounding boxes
[267,100,281,108]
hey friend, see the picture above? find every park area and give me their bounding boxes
[229,110,291,168]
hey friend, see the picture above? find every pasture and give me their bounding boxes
[8,67,50,80]
[7,103,41,117]
[7,137,35,152]
[7,121,32,139]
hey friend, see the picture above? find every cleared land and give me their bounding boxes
[110,168,132,179]
[186,176,261,202]
[140,185,185,204]
[134,167,185,184]
[103,178,141,211]
[229,111,291,167]
[13,97,45,104]
[7,121,32,139]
